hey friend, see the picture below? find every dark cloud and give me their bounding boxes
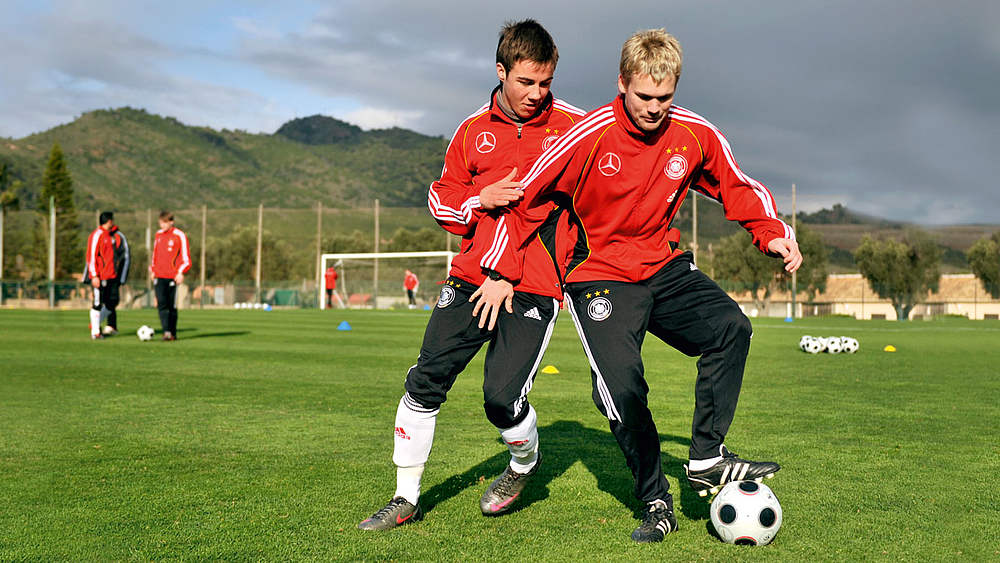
[2,0,997,224]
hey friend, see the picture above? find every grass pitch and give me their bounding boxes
[1,309,997,560]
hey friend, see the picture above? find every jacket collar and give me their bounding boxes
[613,94,670,144]
[488,84,554,126]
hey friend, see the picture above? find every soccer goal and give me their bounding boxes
[320,251,454,310]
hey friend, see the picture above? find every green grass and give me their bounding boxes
[1,309,998,560]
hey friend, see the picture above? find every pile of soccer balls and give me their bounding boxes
[709,480,783,545]
[234,302,272,311]
[799,335,859,354]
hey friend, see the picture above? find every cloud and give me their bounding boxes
[1,0,998,223]
[338,107,425,131]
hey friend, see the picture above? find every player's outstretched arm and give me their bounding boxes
[470,277,514,330]
[767,238,802,273]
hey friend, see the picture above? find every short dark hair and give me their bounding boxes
[99,211,114,225]
[496,19,558,72]
[158,210,174,222]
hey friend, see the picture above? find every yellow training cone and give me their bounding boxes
[541,365,560,374]
[883,345,897,352]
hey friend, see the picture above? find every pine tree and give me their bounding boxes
[36,143,81,279]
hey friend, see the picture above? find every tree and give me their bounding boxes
[204,225,296,282]
[854,229,941,321]
[967,231,1000,299]
[385,227,446,252]
[36,143,81,279]
[711,223,828,313]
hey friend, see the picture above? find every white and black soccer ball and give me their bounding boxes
[798,335,814,352]
[710,480,783,546]
[840,336,859,354]
[137,325,155,341]
[825,336,843,354]
[804,337,824,354]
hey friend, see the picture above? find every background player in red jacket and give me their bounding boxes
[324,264,343,308]
[150,210,191,341]
[474,29,801,543]
[358,19,585,531]
[403,269,419,309]
[103,220,131,335]
[84,211,117,339]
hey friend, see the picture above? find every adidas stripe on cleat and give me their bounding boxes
[631,497,677,543]
[685,445,780,498]
[357,496,422,531]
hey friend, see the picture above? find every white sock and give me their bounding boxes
[500,405,539,473]
[394,465,424,506]
[391,394,439,504]
[687,455,722,471]
[89,309,101,336]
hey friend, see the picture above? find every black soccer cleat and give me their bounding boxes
[685,445,780,498]
[480,451,542,515]
[357,496,422,531]
[631,498,677,543]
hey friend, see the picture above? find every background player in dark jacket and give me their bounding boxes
[474,29,801,543]
[101,221,131,335]
[83,212,117,339]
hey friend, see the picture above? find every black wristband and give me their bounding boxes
[483,268,506,282]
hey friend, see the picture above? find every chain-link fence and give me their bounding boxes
[0,204,460,309]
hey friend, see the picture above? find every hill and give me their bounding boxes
[0,108,445,211]
[1,109,996,274]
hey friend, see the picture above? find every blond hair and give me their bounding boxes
[619,29,683,85]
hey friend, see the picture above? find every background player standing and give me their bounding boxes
[403,269,419,309]
[150,211,191,341]
[102,219,131,335]
[324,264,343,309]
[474,29,801,543]
[83,211,117,340]
[358,19,584,531]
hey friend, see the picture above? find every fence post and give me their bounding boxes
[791,183,797,319]
[255,203,263,303]
[691,191,698,265]
[200,205,207,308]
[48,196,55,308]
[373,199,380,309]
[316,201,322,309]
[0,206,4,307]
[145,209,152,308]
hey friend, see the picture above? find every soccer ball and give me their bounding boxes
[137,325,155,341]
[825,336,843,354]
[804,337,824,354]
[798,335,814,351]
[710,480,783,546]
[840,336,860,354]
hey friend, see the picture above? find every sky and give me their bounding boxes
[1,0,998,224]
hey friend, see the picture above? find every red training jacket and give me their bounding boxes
[151,226,192,279]
[427,86,585,298]
[325,267,338,289]
[85,227,116,281]
[404,272,419,291]
[483,96,794,284]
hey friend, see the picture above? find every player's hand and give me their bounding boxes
[768,238,803,273]
[90,277,100,288]
[470,278,514,330]
[175,273,185,285]
[479,168,523,210]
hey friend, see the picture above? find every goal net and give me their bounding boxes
[320,251,454,310]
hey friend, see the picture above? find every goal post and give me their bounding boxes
[320,250,454,310]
